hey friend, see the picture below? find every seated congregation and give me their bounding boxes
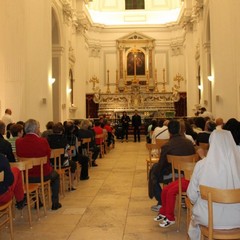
[0,117,115,233]
[147,117,240,239]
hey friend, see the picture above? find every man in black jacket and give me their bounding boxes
[132,110,142,142]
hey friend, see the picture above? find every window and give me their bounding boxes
[125,0,145,10]
[69,69,74,105]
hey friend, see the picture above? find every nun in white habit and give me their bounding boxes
[187,129,240,240]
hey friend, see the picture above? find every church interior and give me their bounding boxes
[1,0,240,239]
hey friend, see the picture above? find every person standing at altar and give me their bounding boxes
[132,110,142,142]
[121,111,131,142]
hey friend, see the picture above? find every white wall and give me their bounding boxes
[0,0,52,128]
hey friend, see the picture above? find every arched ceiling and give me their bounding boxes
[86,0,184,26]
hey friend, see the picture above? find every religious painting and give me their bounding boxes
[127,51,145,76]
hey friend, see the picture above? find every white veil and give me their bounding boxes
[199,129,240,189]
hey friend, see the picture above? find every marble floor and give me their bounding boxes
[1,139,188,240]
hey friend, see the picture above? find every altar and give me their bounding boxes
[97,90,176,119]
[88,32,184,119]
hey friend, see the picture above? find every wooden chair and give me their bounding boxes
[0,171,14,239]
[17,156,51,217]
[81,138,93,167]
[167,154,198,231]
[146,143,162,179]
[199,185,240,240]
[95,133,105,158]
[184,163,195,236]
[50,148,64,196]
[10,161,40,228]
[51,148,71,196]
[176,161,196,231]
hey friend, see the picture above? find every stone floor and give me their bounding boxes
[1,139,188,240]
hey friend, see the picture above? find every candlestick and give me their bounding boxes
[154,69,159,92]
[106,70,111,93]
[115,70,119,93]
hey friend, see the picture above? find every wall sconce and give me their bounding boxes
[67,88,72,94]
[198,85,203,91]
[49,78,55,85]
[208,75,214,82]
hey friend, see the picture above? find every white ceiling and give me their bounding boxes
[86,0,183,26]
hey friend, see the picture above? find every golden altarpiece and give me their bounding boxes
[91,33,181,118]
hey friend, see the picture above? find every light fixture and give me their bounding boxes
[208,75,214,82]
[49,78,55,85]
[67,88,72,93]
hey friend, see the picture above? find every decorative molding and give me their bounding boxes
[88,41,101,57]
[68,41,76,64]
[203,42,211,53]
[195,43,200,60]
[52,45,64,57]
[61,0,73,25]
[75,11,91,34]
[170,41,183,56]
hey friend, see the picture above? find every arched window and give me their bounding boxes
[69,69,74,105]
[125,0,145,10]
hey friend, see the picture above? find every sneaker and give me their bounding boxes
[154,214,166,222]
[151,204,161,212]
[159,218,175,228]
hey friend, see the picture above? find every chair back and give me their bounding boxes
[51,148,65,170]
[0,171,4,182]
[17,156,48,187]
[167,153,199,181]
[198,142,209,150]
[81,138,91,155]
[95,133,104,144]
[155,138,168,147]
[146,143,161,159]
[199,185,240,240]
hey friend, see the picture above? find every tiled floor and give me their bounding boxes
[1,140,188,240]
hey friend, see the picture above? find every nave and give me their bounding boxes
[1,140,187,240]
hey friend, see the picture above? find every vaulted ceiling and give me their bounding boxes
[86,0,183,27]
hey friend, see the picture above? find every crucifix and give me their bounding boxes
[89,75,99,91]
[174,73,184,88]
